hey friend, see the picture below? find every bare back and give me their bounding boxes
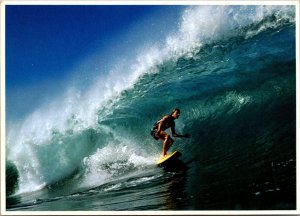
[158,115,175,131]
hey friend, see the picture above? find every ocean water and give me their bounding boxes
[6,5,296,211]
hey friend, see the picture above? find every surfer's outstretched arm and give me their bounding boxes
[171,126,190,138]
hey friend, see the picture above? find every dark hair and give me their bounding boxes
[172,108,180,114]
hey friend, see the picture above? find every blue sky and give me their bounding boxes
[6,5,183,121]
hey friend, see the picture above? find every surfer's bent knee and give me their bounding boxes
[166,135,173,143]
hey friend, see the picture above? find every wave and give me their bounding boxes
[6,161,19,196]
[6,5,295,196]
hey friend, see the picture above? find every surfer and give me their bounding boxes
[151,108,190,157]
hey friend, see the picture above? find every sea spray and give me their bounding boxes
[80,142,157,189]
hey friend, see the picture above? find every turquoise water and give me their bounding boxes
[6,5,296,211]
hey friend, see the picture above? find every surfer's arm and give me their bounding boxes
[171,127,184,137]
[156,116,169,133]
[171,127,190,138]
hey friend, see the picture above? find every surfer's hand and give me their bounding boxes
[183,133,190,138]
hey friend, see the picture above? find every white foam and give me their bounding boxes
[166,5,294,57]
[78,141,158,189]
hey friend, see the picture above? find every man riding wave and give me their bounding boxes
[151,108,190,157]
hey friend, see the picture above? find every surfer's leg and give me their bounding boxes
[156,131,172,157]
[162,135,173,157]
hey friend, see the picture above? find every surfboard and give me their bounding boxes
[156,151,182,166]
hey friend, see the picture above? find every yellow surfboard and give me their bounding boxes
[156,151,182,166]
